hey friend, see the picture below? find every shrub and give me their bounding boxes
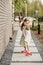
[30,25,38,30]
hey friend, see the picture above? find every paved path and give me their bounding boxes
[13,22,20,30]
[0,22,43,65]
[10,29,43,65]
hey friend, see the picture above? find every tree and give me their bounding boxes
[14,0,43,17]
[14,0,26,13]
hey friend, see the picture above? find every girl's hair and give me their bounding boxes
[21,22,24,30]
[21,18,27,30]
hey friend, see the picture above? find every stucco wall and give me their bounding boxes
[0,0,12,59]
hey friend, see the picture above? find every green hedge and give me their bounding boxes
[30,25,38,30]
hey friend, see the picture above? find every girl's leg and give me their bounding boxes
[25,41,29,51]
[24,46,26,50]
[25,43,32,56]
[21,41,27,53]
[27,45,29,51]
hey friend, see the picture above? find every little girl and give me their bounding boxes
[21,18,32,56]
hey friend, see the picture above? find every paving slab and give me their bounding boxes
[16,35,22,37]
[10,63,43,65]
[15,40,20,42]
[17,33,22,35]
[16,36,22,38]
[16,37,22,39]
[14,42,36,46]
[16,36,21,39]
[14,43,21,46]
[15,41,20,43]
[16,38,20,41]
[28,42,35,46]
[15,40,35,46]
[17,30,22,34]
[13,47,38,52]
[11,53,42,61]
[14,42,20,44]
[14,27,20,30]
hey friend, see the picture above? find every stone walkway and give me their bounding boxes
[0,22,43,65]
[10,29,43,65]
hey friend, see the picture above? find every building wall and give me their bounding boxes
[0,0,12,59]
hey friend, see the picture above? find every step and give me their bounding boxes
[15,42,36,46]
[14,43,21,46]
[15,40,20,42]
[10,63,43,65]
[13,47,38,52]
[11,53,42,61]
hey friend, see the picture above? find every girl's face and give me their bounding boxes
[24,20,29,26]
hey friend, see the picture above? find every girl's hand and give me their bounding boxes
[26,25,30,30]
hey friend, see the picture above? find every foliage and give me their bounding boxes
[14,0,43,17]
[31,25,38,30]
